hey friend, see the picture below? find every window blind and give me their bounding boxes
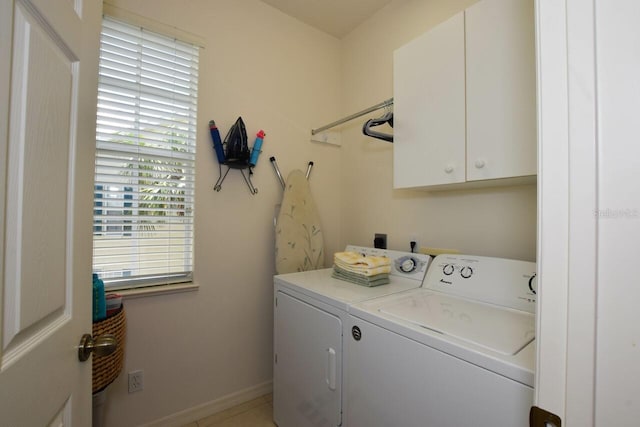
[93,16,199,289]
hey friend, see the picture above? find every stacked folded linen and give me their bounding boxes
[332,251,391,287]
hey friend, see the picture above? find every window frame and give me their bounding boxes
[93,11,202,291]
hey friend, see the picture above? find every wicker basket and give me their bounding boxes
[92,306,126,393]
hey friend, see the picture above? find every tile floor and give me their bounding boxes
[182,394,276,427]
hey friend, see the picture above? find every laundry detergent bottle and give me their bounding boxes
[92,273,106,321]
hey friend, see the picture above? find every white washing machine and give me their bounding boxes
[346,254,537,427]
[273,246,431,427]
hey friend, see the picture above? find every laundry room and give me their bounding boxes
[0,0,538,425]
[5,0,640,424]
[91,0,537,425]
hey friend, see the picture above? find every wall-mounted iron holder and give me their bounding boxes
[214,161,257,195]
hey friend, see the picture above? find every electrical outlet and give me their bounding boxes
[374,233,387,249]
[128,370,144,393]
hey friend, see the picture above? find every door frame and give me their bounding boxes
[535,0,598,424]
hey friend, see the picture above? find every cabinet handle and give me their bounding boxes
[326,347,337,391]
[475,159,486,169]
[444,165,454,174]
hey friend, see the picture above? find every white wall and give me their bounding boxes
[100,0,538,425]
[101,1,342,425]
[339,0,537,261]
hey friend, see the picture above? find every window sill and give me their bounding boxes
[115,282,199,300]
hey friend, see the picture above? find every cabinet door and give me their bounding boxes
[465,0,536,181]
[393,12,466,188]
[274,291,342,427]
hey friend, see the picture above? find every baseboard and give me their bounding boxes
[142,380,273,427]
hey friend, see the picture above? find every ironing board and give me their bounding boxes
[275,170,324,274]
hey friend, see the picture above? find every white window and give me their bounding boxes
[93,16,199,289]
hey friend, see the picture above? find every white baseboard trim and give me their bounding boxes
[142,380,273,427]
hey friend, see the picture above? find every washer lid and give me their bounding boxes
[378,291,535,356]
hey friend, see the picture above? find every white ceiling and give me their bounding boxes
[260,0,393,38]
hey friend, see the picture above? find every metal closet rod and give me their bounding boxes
[311,98,394,135]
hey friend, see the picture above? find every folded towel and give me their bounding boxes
[333,265,390,283]
[333,252,391,276]
[334,259,391,276]
[332,266,390,287]
[334,251,391,268]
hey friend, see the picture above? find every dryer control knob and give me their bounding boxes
[528,274,537,294]
[443,264,455,275]
[400,257,416,273]
[460,266,473,279]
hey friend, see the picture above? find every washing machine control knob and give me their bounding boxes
[528,274,537,294]
[443,264,455,275]
[399,257,416,273]
[460,266,473,279]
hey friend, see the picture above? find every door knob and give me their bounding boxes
[78,333,117,362]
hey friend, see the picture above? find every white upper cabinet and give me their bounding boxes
[393,12,466,188]
[393,0,536,190]
[465,0,536,181]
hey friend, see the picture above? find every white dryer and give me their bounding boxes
[273,246,431,427]
[346,254,537,427]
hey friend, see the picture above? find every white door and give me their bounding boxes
[274,292,342,427]
[535,0,598,424]
[0,0,101,425]
[592,1,640,425]
[534,0,640,425]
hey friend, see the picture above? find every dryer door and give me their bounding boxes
[274,291,342,427]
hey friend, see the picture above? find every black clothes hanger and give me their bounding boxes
[363,111,394,142]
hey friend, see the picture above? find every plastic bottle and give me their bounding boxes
[209,120,226,164]
[249,130,266,167]
[92,273,107,321]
